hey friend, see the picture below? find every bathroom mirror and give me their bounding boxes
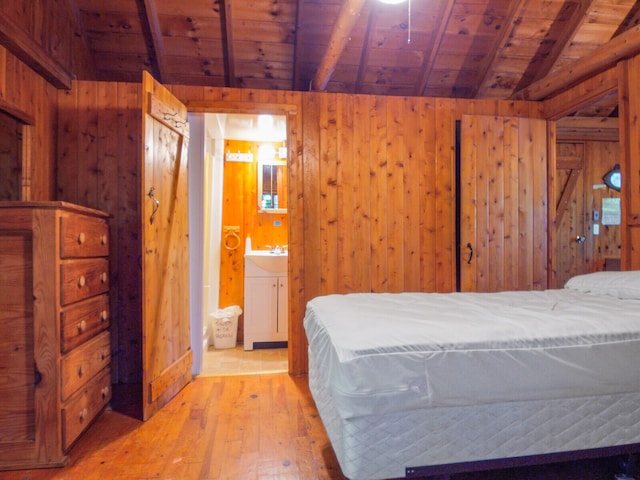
[258,160,287,213]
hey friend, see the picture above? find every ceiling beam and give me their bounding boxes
[525,0,594,85]
[220,0,238,87]
[514,24,640,101]
[66,0,98,80]
[472,0,527,98]
[414,0,455,97]
[292,0,306,90]
[354,5,377,94]
[0,10,72,89]
[139,0,170,83]
[311,0,367,91]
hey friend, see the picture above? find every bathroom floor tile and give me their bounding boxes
[200,344,288,376]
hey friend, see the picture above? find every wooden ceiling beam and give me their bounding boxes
[556,116,619,130]
[0,10,72,89]
[220,0,237,88]
[527,0,594,85]
[354,5,377,94]
[311,0,368,91]
[473,0,527,98]
[514,24,640,101]
[139,0,170,83]
[414,0,455,97]
[66,0,98,80]
[292,0,306,90]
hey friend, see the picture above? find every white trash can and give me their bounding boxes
[211,306,242,349]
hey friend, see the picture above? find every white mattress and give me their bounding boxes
[309,349,640,480]
[304,289,640,418]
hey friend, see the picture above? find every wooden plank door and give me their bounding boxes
[554,143,586,287]
[141,72,192,420]
[553,141,623,287]
[459,115,548,292]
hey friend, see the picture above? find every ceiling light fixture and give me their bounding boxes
[379,0,407,3]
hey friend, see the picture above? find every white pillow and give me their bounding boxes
[564,270,640,300]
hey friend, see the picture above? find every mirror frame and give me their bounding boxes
[257,157,287,214]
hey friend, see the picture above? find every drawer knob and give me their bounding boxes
[77,365,84,378]
[77,232,85,244]
[100,310,108,322]
[78,275,86,288]
[101,350,108,361]
[79,408,88,423]
[100,272,108,284]
[100,234,108,245]
[77,320,87,333]
[101,386,110,399]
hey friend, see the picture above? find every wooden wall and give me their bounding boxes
[0,1,95,83]
[178,87,545,374]
[56,80,546,376]
[619,57,640,270]
[0,46,59,200]
[57,81,142,384]
[555,141,621,287]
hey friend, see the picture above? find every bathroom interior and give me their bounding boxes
[199,112,289,376]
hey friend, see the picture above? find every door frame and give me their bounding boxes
[544,79,619,288]
[186,101,298,375]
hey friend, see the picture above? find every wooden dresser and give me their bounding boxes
[0,202,111,470]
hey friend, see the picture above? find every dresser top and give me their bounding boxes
[0,201,110,218]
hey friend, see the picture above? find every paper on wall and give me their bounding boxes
[602,197,621,226]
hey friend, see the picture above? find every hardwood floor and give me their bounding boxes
[0,374,636,480]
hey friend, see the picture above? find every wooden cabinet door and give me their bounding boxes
[459,115,548,292]
[141,72,192,420]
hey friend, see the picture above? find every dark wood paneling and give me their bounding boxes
[0,46,58,200]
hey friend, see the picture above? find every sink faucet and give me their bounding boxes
[274,245,281,254]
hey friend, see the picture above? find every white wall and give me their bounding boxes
[188,113,205,374]
[205,114,225,336]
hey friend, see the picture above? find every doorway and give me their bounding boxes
[552,93,621,288]
[188,112,290,376]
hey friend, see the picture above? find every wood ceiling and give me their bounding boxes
[63,0,640,102]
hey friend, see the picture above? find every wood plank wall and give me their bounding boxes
[175,87,544,375]
[555,141,621,287]
[57,81,142,384]
[56,80,545,377]
[619,57,640,270]
[0,46,58,200]
[0,0,95,81]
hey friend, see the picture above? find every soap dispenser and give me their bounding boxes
[245,235,252,252]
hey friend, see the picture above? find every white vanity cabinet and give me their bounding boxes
[244,253,288,350]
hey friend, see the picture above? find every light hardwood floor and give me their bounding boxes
[0,373,635,480]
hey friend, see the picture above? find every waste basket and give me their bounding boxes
[211,305,242,349]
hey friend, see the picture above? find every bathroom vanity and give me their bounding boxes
[243,251,288,350]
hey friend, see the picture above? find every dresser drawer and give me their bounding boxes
[62,366,111,451]
[61,331,110,401]
[60,258,109,306]
[60,294,110,353]
[60,215,109,258]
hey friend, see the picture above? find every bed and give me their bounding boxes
[303,271,640,479]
